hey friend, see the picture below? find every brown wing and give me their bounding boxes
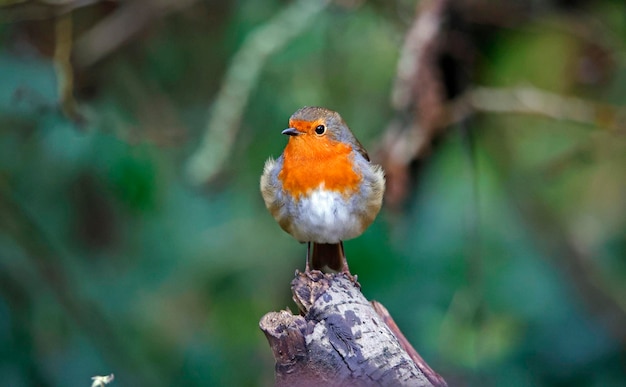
[352,137,370,162]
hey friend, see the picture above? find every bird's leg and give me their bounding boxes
[339,241,350,274]
[339,241,358,284]
[305,242,311,272]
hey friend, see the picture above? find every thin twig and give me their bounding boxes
[73,0,196,68]
[377,0,448,207]
[185,0,330,186]
[53,12,86,126]
[447,86,626,133]
[0,0,105,22]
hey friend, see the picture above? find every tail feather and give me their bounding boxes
[311,242,344,272]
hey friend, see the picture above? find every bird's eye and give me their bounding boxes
[315,125,326,135]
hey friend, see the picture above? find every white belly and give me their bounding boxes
[287,188,364,244]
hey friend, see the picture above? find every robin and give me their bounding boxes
[260,106,385,274]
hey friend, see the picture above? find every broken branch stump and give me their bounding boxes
[260,271,447,386]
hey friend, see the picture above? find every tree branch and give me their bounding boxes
[447,86,626,133]
[260,271,447,386]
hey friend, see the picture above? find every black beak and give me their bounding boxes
[282,128,302,136]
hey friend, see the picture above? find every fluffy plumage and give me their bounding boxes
[260,106,385,272]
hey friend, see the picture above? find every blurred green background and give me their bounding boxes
[1,0,625,386]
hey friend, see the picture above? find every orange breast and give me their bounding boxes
[279,137,361,198]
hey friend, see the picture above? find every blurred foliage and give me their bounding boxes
[1,0,625,386]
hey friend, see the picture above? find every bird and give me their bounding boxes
[260,106,385,274]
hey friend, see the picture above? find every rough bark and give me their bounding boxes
[260,271,447,387]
